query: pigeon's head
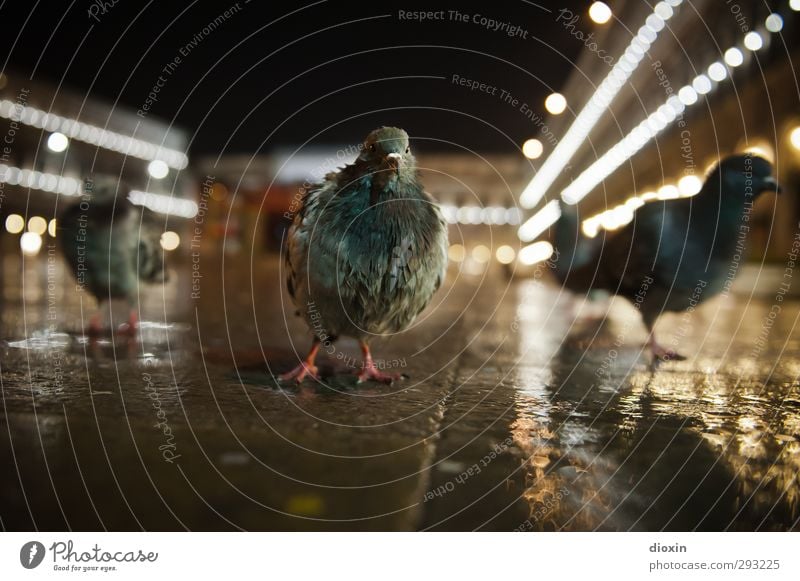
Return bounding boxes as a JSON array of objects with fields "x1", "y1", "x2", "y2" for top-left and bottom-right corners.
[
  {"x1": 714, "y1": 154, "x2": 782, "y2": 198},
  {"x1": 359, "y1": 126, "x2": 413, "y2": 176}
]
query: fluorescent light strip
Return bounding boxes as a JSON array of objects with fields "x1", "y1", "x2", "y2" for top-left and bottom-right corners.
[
  {"x1": 581, "y1": 174, "x2": 704, "y2": 236},
  {"x1": 0, "y1": 163, "x2": 82, "y2": 196},
  {"x1": 561, "y1": 23, "x2": 777, "y2": 205},
  {"x1": 439, "y1": 204, "x2": 523, "y2": 226},
  {"x1": 518, "y1": 0, "x2": 682, "y2": 209},
  {"x1": 0, "y1": 101, "x2": 188, "y2": 170},
  {"x1": 518, "y1": 240, "x2": 555, "y2": 265},
  {"x1": 128, "y1": 190, "x2": 199, "y2": 219},
  {"x1": 517, "y1": 199, "x2": 561, "y2": 242},
  {"x1": 0, "y1": 163, "x2": 196, "y2": 218}
]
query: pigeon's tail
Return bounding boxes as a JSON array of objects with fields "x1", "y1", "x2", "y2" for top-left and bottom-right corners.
[{"x1": 553, "y1": 201, "x2": 600, "y2": 291}]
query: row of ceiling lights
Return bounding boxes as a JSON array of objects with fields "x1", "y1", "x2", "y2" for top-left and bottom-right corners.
[
  {"x1": 439, "y1": 204, "x2": 523, "y2": 226},
  {"x1": 517, "y1": 136, "x2": 795, "y2": 245},
  {"x1": 43, "y1": 130, "x2": 171, "y2": 180},
  {"x1": 0, "y1": 99, "x2": 188, "y2": 172},
  {"x1": 580, "y1": 140, "x2": 793, "y2": 238},
  {"x1": 517, "y1": 3, "x2": 790, "y2": 195},
  {"x1": 518, "y1": 0, "x2": 684, "y2": 207},
  {"x1": 0, "y1": 162, "x2": 198, "y2": 219},
  {"x1": 559, "y1": 22, "x2": 784, "y2": 206},
  {"x1": 447, "y1": 241, "x2": 555, "y2": 268},
  {"x1": 514, "y1": 3, "x2": 793, "y2": 262}
]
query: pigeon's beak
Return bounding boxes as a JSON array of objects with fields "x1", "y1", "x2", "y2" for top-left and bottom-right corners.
[
  {"x1": 386, "y1": 152, "x2": 401, "y2": 172},
  {"x1": 763, "y1": 176, "x2": 782, "y2": 194}
]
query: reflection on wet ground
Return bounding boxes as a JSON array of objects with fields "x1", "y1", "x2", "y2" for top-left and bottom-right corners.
[{"x1": 1, "y1": 255, "x2": 798, "y2": 530}]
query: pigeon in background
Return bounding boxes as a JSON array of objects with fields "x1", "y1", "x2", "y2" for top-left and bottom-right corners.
[
  {"x1": 283, "y1": 126, "x2": 448, "y2": 383},
  {"x1": 59, "y1": 176, "x2": 167, "y2": 335},
  {"x1": 554, "y1": 154, "x2": 781, "y2": 360}
]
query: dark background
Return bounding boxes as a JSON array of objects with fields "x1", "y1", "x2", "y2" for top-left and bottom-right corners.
[{"x1": 0, "y1": 0, "x2": 586, "y2": 154}]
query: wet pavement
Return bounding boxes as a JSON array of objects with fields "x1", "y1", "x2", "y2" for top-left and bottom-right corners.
[{"x1": 1, "y1": 254, "x2": 799, "y2": 531}]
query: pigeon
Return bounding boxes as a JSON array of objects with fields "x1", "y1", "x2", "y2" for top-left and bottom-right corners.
[
  {"x1": 554, "y1": 154, "x2": 781, "y2": 360},
  {"x1": 282, "y1": 126, "x2": 448, "y2": 383},
  {"x1": 59, "y1": 176, "x2": 167, "y2": 335}
]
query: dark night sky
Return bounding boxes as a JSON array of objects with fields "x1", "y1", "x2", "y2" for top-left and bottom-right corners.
[{"x1": 0, "y1": 0, "x2": 588, "y2": 155}]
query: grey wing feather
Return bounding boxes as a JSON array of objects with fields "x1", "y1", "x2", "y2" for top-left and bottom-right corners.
[{"x1": 284, "y1": 180, "x2": 330, "y2": 311}]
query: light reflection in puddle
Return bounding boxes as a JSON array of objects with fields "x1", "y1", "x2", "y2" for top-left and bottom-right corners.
[{"x1": 509, "y1": 279, "x2": 800, "y2": 531}]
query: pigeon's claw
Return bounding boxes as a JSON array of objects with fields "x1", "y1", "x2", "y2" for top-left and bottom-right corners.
[
  {"x1": 279, "y1": 362, "x2": 320, "y2": 383},
  {"x1": 279, "y1": 340, "x2": 321, "y2": 383},
  {"x1": 86, "y1": 313, "x2": 103, "y2": 337},
  {"x1": 356, "y1": 341, "x2": 403, "y2": 384},
  {"x1": 356, "y1": 364, "x2": 401, "y2": 384},
  {"x1": 117, "y1": 310, "x2": 139, "y2": 337}
]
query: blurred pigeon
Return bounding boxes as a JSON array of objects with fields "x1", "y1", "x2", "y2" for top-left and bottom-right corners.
[
  {"x1": 554, "y1": 154, "x2": 781, "y2": 361},
  {"x1": 59, "y1": 176, "x2": 166, "y2": 335},
  {"x1": 283, "y1": 126, "x2": 448, "y2": 383}
]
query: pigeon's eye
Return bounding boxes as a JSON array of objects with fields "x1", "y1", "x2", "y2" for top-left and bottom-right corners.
[
  {"x1": 368, "y1": 144, "x2": 376, "y2": 152},
  {"x1": 405, "y1": 146, "x2": 410, "y2": 153}
]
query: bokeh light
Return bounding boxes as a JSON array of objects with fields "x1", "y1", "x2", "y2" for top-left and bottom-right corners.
[
  {"x1": 544, "y1": 93, "x2": 567, "y2": 115},
  {"x1": 160, "y1": 231, "x2": 180, "y2": 251},
  {"x1": 148, "y1": 160, "x2": 169, "y2": 179},
  {"x1": 46, "y1": 132, "x2": 69, "y2": 152},
  {"x1": 448, "y1": 244, "x2": 466, "y2": 263},
  {"x1": 5, "y1": 214, "x2": 25, "y2": 234},
  {"x1": 495, "y1": 245, "x2": 516, "y2": 264},
  {"x1": 27, "y1": 216, "x2": 47, "y2": 235},
  {"x1": 588, "y1": 2, "x2": 612, "y2": 24},
  {"x1": 20, "y1": 232, "x2": 43, "y2": 256},
  {"x1": 522, "y1": 138, "x2": 543, "y2": 159}
]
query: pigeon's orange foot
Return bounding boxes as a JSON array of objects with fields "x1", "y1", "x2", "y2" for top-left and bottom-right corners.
[
  {"x1": 356, "y1": 367, "x2": 400, "y2": 384},
  {"x1": 86, "y1": 314, "x2": 103, "y2": 337},
  {"x1": 356, "y1": 341, "x2": 403, "y2": 384},
  {"x1": 279, "y1": 362, "x2": 319, "y2": 383},
  {"x1": 356, "y1": 361, "x2": 402, "y2": 384},
  {"x1": 116, "y1": 310, "x2": 139, "y2": 337},
  {"x1": 279, "y1": 339, "x2": 322, "y2": 383}
]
